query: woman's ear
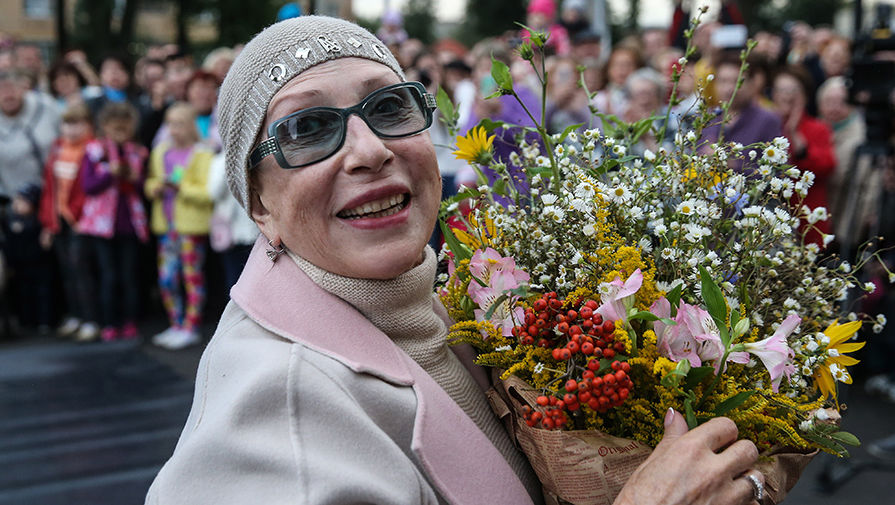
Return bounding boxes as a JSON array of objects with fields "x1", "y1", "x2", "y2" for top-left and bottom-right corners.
[{"x1": 250, "y1": 186, "x2": 280, "y2": 245}]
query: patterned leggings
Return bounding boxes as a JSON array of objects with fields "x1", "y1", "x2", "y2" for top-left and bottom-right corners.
[{"x1": 157, "y1": 232, "x2": 206, "y2": 331}]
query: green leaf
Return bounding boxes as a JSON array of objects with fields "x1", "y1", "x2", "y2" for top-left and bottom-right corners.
[
  {"x1": 479, "y1": 118, "x2": 506, "y2": 134},
  {"x1": 492, "y1": 178, "x2": 507, "y2": 196},
  {"x1": 684, "y1": 366, "x2": 715, "y2": 389},
  {"x1": 439, "y1": 219, "x2": 473, "y2": 263},
  {"x1": 830, "y1": 431, "x2": 861, "y2": 447},
  {"x1": 436, "y1": 86, "x2": 457, "y2": 124},
  {"x1": 699, "y1": 266, "x2": 729, "y2": 346},
  {"x1": 666, "y1": 283, "x2": 683, "y2": 317},
  {"x1": 629, "y1": 310, "x2": 660, "y2": 322},
  {"x1": 684, "y1": 398, "x2": 698, "y2": 429},
  {"x1": 802, "y1": 431, "x2": 849, "y2": 457},
  {"x1": 713, "y1": 391, "x2": 754, "y2": 416},
  {"x1": 558, "y1": 123, "x2": 585, "y2": 143},
  {"x1": 491, "y1": 56, "x2": 513, "y2": 92},
  {"x1": 630, "y1": 118, "x2": 654, "y2": 143}
]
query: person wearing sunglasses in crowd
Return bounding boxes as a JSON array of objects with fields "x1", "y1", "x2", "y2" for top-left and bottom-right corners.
[{"x1": 146, "y1": 17, "x2": 765, "y2": 505}]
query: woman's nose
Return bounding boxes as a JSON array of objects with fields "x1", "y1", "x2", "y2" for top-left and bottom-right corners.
[{"x1": 340, "y1": 114, "x2": 394, "y2": 173}]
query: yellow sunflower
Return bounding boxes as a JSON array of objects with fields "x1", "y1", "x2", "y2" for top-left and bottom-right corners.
[
  {"x1": 813, "y1": 320, "x2": 864, "y2": 405},
  {"x1": 453, "y1": 126, "x2": 495, "y2": 164}
]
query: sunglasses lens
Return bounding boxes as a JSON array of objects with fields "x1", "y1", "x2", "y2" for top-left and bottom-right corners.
[
  {"x1": 364, "y1": 85, "x2": 428, "y2": 137},
  {"x1": 275, "y1": 109, "x2": 343, "y2": 167}
]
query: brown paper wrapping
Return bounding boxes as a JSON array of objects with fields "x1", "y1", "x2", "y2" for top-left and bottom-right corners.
[{"x1": 488, "y1": 372, "x2": 817, "y2": 505}]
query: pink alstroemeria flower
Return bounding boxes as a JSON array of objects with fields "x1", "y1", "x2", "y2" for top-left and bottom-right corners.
[
  {"x1": 652, "y1": 298, "x2": 733, "y2": 372},
  {"x1": 729, "y1": 314, "x2": 800, "y2": 392},
  {"x1": 651, "y1": 298, "x2": 703, "y2": 367},
  {"x1": 469, "y1": 247, "x2": 530, "y2": 287},
  {"x1": 597, "y1": 269, "x2": 643, "y2": 325},
  {"x1": 467, "y1": 248, "x2": 529, "y2": 337}
]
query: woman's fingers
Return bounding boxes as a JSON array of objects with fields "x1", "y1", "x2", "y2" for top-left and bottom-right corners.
[
  {"x1": 728, "y1": 471, "x2": 765, "y2": 505},
  {"x1": 692, "y1": 417, "x2": 740, "y2": 452},
  {"x1": 717, "y1": 439, "x2": 760, "y2": 476}
]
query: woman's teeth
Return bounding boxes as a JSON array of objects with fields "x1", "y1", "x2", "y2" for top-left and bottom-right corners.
[{"x1": 339, "y1": 194, "x2": 407, "y2": 219}]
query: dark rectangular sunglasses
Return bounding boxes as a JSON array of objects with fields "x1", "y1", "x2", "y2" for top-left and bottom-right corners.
[{"x1": 249, "y1": 81, "x2": 436, "y2": 169}]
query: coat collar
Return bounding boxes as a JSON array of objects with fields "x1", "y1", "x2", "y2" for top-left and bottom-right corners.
[{"x1": 231, "y1": 237, "x2": 534, "y2": 505}]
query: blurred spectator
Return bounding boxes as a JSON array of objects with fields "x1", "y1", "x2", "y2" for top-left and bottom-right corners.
[
  {"x1": 0, "y1": 68, "x2": 59, "y2": 198},
  {"x1": 572, "y1": 30, "x2": 604, "y2": 93},
  {"x1": 202, "y1": 47, "x2": 235, "y2": 84},
  {"x1": 700, "y1": 52, "x2": 783, "y2": 167},
  {"x1": 48, "y1": 60, "x2": 100, "y2": 110},
  {"x1": 136, "y1": 58, "x2": 168, "y2": 148},
  {"x1": 546, "y1": 56, "x2": 590, "y2": 134},
  {"x1": 772, "y1": 65, "x2": 836, "y2": 246},
  {"x1": 153, "y1": 70, "x2": 221, "y2": 152},
  {"x1": 145, "y1": 103, "x2": 214, "y2": 351},
  {"x1": 817, "y1": 76, "x2": 878, "y2": 251},
  {"x1": 442, "y1": 59, "x2": 476, "y2": 134},
  {"x1": 591, "y1": 46, "x2": 642, "y2": 117},
  {"x1": 559, "y1": 0, "x2": 592, "y2": 41},
  {"x1": 78, "y1": 103, "x2": 149, "y2": 342},
  {"x1": 641, "y1": 28, "x2": 669, "y2": 71},
  {"x1": 62, "y1": 50, "x2": 101, "y2": 88},
  {"x1": 85, "y1": 54, "x2": 136, "y2": 122},
  {"x1": 207, "y1": 152, "x2": 258, "y2": 291},
  {"x1": 785, "y1": 21, "x2": 815, "y2": 65},
  {"x1": 623, "y1": 67, "x2": 674, "y2": 154},
  {"x1": 38, "y1": 103, "x2": 100, "y2": 341},
  {"x1": 2, "y1": 183, "x2": 53, "y2": 332},
  {"x1": 397, "y1": 39, "x2": 425, "y2": 70},
  {"x1": 524, "y1": 0, "x2": 570, "y2": 56},
  {"x1": 14, "y1": 43, "x2": 47, "y2": 92},
  {"x1": 164, "y1": 52, "x2": 195, "y2": 103},
  {"x1": 819, "y1": 35, "x2": 851, "y2": 79},
  {"x1": 754, "y1": 30, "x2": 785, "y2": 65},
  {"x1": 377, "y1": 10, "x2": 408, "y2": 47}
]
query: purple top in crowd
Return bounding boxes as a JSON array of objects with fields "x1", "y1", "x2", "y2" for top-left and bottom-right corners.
[{"x1": 81, "y1": 143, "x2": 145, "y2": 236}]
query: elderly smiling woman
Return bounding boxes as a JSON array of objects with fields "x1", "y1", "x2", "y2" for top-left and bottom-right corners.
[{"x1": 147, "y1": 16, "x2": 765, "y2": 505}]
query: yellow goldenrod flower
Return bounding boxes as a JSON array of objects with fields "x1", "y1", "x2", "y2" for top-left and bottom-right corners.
[
  {"x1": 813, "y1": 320, "x2": 864, "y2": 404},
  {"x1": 453, "y1": 126, "x2": 495, "y2": 164}
]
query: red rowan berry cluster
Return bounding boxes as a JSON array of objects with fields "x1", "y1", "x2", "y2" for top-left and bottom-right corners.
[{"x1": 515, "y1": 292, "x2": 635, "y2": 430}]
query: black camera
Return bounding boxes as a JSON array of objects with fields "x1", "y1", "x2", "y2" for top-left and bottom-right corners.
[{"x1": 847, "y1": 3, "x2": 895, "y2": 148}]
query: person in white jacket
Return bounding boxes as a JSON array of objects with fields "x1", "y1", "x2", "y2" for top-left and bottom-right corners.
[{"x1": 207, "y1": 151, "x2": 258, "y2": 290}]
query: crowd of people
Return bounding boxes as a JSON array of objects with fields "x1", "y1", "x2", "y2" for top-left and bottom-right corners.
[
  {"x1": 0, "y1": 38, "x2": 257, "y2": 349},
  {"x1": 0, "y1": 0, "x2": 893, "y2": 403}
]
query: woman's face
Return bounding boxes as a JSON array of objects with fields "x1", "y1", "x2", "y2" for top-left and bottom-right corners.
[
  {"x1": 608, "y1": 50, "x2": 636, "y2": 87},
  {"x1": 772, "y1": 74, "x2": 805, "y2": 119},
  {"x1": 251, "y1": 58, "x2": 441, "y2": 280},
  {"x1": 53, "y1": 71, "x2": 80, "y2": 98}
]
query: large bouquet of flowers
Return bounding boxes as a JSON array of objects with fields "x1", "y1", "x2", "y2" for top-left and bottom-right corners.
[{"x1": 435, "y1": 24, "x2": 890, "y2": 505}]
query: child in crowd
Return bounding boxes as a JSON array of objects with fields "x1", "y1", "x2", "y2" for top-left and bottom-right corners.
[
  {"x1": 3, "y1": 184, "x2": 53, "y2": 333},
  {"x1": 38, "y1": 103, "x2": 100, "y2": 341},
  {"x1": 145, "y1": 103, "x2": 213, "y2": 350},
  {"x1": 78, "y1": 102, "x2": 149, "y2": 342}
]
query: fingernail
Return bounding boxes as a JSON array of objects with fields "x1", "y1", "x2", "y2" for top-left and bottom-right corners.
[{"x1": 664, "y1": 407, "x2": 675, "y2": 427}]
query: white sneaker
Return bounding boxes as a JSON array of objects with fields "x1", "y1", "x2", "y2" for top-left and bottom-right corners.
[
  {"x1": 151, "y1": 327, "x2": 179, "y2": 346},
  {"x1": 160, "y1": 329, "x2": 201, "y2": 350},
  {"x1": 75, "y1": 322, "x2": 100, "y2": 342},
  {"x1": 57, "y1": 317, "x2": 81, "y2": 337}
]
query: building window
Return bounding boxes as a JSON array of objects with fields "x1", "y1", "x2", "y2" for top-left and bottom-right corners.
[{"x1": 24, "y1": 0, "x2": 53, "y2": 19}]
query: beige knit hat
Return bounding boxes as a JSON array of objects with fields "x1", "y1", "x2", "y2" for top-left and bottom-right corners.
[{"x1": 218, "y1": 15, "x2": 405, "y2": 212}]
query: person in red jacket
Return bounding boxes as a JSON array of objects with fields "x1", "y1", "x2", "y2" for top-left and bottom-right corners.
[
  {"x1": 772, "y1": 65, "x2": 837, "y2": 247},
  {"x1": 37, "y1": 103, "x2": 101, "y2": 341}
]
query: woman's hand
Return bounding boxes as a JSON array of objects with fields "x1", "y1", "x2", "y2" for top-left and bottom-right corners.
[{"x1": 614, "y1": 409, "x2": 762, "y2": 505}]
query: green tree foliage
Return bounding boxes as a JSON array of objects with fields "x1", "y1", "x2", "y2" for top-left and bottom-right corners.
[
  {"x1": 212, "y1": 0, "x2": 279, "y2": 48},
  {"x1": 403, "y1": 0, "x2": 436, "y2": 45},
  {"x1": 738, "y1": 0, "x2": 847, "y2": 32},
  {"x1": 70, "y1": 0, "x2": 141, "y2": 62},
  {"x1": 454, "y1": 0, "x2": 526, "y2": 47}
]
